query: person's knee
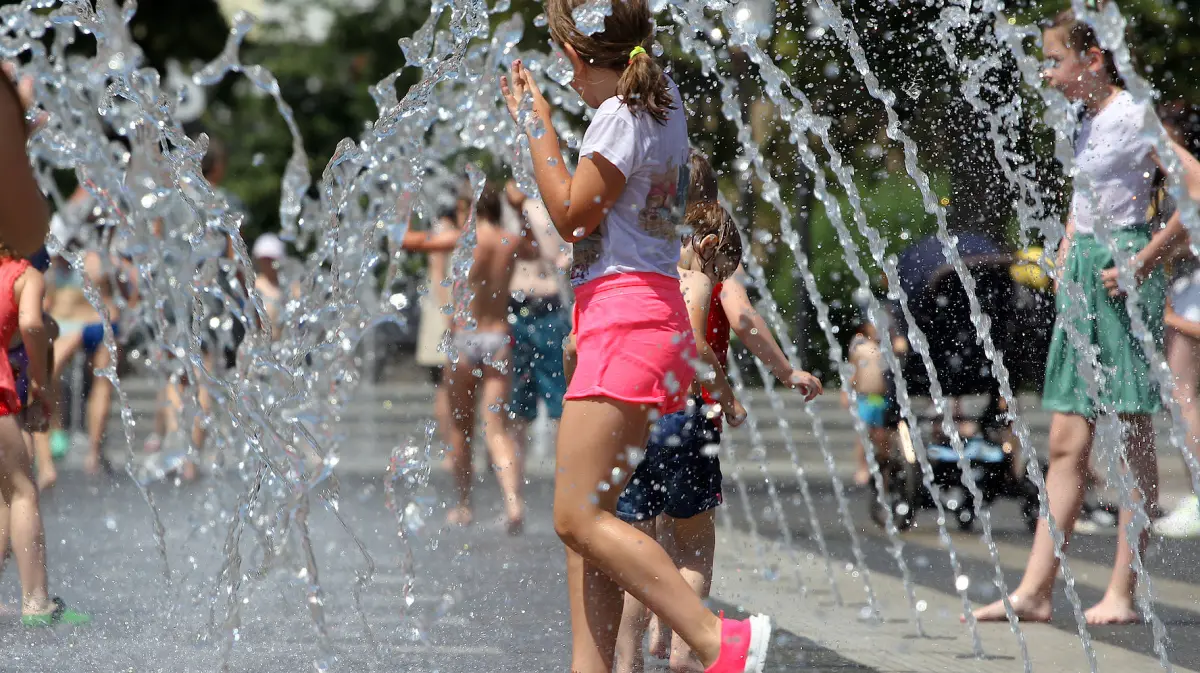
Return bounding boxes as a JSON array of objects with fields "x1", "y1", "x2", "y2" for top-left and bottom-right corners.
[
  {"x1": 553, "y1": 503, "x2": 594, "y2": 550},
  {"x1": 1047, "y1": 417, "x2": 1089, "y2": 464}
]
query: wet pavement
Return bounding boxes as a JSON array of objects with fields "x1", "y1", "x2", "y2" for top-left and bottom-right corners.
[
  {"x1": 1, "y1": 472, "x2": 880, "y2": 672},
  {"x1": 10, "y1": 377, "x2": 1199, "y2": 671},
  {"x1": 2, "y1": 465, "x2": 1197, "y2": 672}
]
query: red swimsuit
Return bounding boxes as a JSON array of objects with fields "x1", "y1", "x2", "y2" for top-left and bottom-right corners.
[{"x1": 0, "y1": 258, "x2": 31, "y2": 416}]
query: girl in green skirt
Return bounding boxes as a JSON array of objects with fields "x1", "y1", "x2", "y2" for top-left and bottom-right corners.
[{"x1": 974, "y1": 7, "x2": 1200, "y2": 626}]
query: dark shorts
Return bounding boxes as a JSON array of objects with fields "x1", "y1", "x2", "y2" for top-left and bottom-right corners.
[
  {"x1": 510, "y1": 298, "x2": 570, "y2": 420},
  {"x1": 9, "y1": 345, "x2": 27, "y2": 408},
  {"x1": 616, "y1": 402, "x2": 723, "y2": 522},
  {"x1": 82, "y1": 321, "x2": 118, "y2": 356}
]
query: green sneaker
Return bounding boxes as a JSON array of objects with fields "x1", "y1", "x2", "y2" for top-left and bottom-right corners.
[
  {"x1": 22, "y1": 597, "x2": 91, "y2": 627},
  {"x1": 49, "y1": 430, "x2": 70, "y2": 460}
]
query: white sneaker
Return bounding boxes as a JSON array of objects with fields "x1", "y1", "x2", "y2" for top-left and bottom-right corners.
[{"x1": 1153, "y1": 495, "x2": 1200, "y2": 538}]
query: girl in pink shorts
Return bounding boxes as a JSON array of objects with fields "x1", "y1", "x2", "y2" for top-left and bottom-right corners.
[{"x1": 499, "y1": 1, "x2": 771, "y2": 671}]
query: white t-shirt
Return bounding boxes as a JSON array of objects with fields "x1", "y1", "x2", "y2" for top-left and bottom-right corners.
[
  {"x1": 571, "y1": 77, "x2": 690, "y2": 287},
  {"x1": 1071, "y1": 90, "x2": 1157, "y2": 235}
]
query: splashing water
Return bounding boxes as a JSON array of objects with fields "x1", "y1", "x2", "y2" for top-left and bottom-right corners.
[{"x1": 5, "y1": 0, "x2": 1197, "y2": 670}]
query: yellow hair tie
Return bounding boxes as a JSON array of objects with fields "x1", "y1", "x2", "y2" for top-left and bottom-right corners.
[{"x1": 627, "y1": 46, "x2": 647, "y2": 64}]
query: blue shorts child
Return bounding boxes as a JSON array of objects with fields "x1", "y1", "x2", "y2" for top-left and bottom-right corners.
[
  {"x1": 616, "y1": 398, "x2": 723, "y2": 522},
  {"x1": 509, "y1": 297, "x2": 570, "y2": 421},
  {"x1": 857, "y1": 393, "x2": 890, "y2": 428}
]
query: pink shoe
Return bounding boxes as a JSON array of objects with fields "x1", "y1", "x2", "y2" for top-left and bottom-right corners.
[{"x1": 704, "y1": 612, "x2": 772, "y2": 673}]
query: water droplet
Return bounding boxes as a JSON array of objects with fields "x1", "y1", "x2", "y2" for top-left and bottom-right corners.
[
  {"x1": 955, "y1": 575, "x2": 970, "y2": 592},
  {"x1": 572, "y1": 0, "x2": 613, "y2": 36}
]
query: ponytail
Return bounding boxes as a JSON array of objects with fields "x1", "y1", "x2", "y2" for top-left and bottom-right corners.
[
  {"x1": 547, "y1": 0, "x2": 676, "y2": 124},
  {"x1": 617, "y1": 45, "x2": 675, "y2": 123}
]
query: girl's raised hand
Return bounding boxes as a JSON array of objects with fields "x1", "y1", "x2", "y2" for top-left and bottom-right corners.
[{"x1": 499, "y1": 60, "x2": 548, "y2": 129}]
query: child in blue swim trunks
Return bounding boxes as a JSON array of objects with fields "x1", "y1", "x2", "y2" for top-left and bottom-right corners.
[{"x1": 845, "y1": 320, "x2": 898, "y2": 487}]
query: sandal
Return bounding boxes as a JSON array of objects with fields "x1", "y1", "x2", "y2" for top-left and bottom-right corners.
[{"x1": 22, "y1": 597, "x2": 91, "y2": 627}]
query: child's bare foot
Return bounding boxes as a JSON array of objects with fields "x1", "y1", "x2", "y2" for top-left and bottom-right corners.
[
  {"x1": 505, "y1": 502, "x2": 525, "y2": 536},
  {"x1": 447, "y1": 506, "x2": 473, "y2": 526},
  {"x1": 83, "y1": 451, "x2": 107, "y2": 476},
  {"x1": 36, "y1": 464, "x2": 57, "y2": 491},
  {"x1": 179, "y1": 459, "x2": 198, "y2": 482},
  {"x1": 1084, "y1": 595, "x2": 1140, "y2": 625},
  {"x1": 969, "y1": 594, "x2": 1052, "y2": 623}
]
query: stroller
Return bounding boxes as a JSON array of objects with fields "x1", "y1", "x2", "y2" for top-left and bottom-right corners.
[{"x1": 870, "y1": 234, "x2": 1054, "y2": 533}]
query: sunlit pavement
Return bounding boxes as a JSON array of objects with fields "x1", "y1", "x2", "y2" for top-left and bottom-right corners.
[{"x1": 8, "y1": 377, "x2": 1198, "y2": 671}]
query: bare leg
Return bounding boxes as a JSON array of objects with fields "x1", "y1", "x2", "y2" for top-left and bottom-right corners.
[
  {"x1": 508, "y1": 416, "x2": 531, "y2": 465},
  {"x1": 1085, "y1": 414, "x2": 1157, "y2": 625},
  {"x1": 479, "y1": 362, "x2": 524, "y2": 533},
  {"x1": 84, "y1": 345, "x2": 115, "y2": 476},
  {"x1": 873, "y1": 427, "x2": 892, "y2": 479},
  {"x1": 1167, "y1": 328, "x2": 1200, "y2": 481},
  {"x1": 973, "y1": 412, "x2": 1093, "y2": 622},
  {"x1": 0, "y1": 415, "x2": 52, "y2": 615},
  {"x1": 614, "y1": 518, "x2": 657, "y2": 673},
  {"x1": 852, "y1": 436, "x2": 871, "y2": 487},
  {"x1": 50, "y1": 331, "x2": 83, "y2": 382},
  {"x1": 30, "y1": 431, "x2": 54, "y2": 491},
  {"x1": 667, "y1": 511, "x2": 717, "y2": 673},
  {"x1": 443, "y1": 362, "x2": 477, "y2": 526},
  {"x1": 555, "y1": 399, "x2": 722, "y2": 673},
  {"x1": 163, "y1": 373, "x2": 199, "y2": 481},
  {"x1": 647, "y1": 515, "x2": 674, "y2": 659},
  {"x1": 433, "y1": 372, "x2": 454, "y2": 472}
]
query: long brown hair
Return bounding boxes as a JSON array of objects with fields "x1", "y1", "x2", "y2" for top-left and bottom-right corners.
[
  {"x1": 1047, "y1": 7, "x2": 1124, "y2": 87},
  {"x1": 688, "y1": 150, "x2": 718, "y2": 204},
  {"x1": 685, "y1": 202, "x2": 742, "y2": 281},
  {"x1": 546, "y1": 0, "x2": 675, "y2": 124}
]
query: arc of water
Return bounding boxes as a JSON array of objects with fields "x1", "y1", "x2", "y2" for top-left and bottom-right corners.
[
  {"x1": 714, "y1": 199, "x2": 844, "y2": 606},
  {"x1": 1072, "y1": 1, "x2": 1200, "y2": 259},
  {"x1": 807, "y1": 1, "x2": 1114, "y2": 666},
  {"x1": 722, "y1": 357, "x2": 812, "y2": 597},
  {"x1": 685, "y1": 3, "x2": 1023, "y2": 647},
  {"x1": 987, "y1": 6, "x2": 1182, "y2": 666},
  {"x1": 668, "y1": 3, "x2": 888, "y2": 618},
  {"x1": 671, "y1": 62, "x2": 846, "y2": 607},
  {"x1": 712, "y1": 14, "x2": 1026, "y2": 648}
]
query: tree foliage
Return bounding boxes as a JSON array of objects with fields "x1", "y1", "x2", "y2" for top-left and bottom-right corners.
[{"x1": 12, "y1": 0, "x2": 1197, "y2": 365}]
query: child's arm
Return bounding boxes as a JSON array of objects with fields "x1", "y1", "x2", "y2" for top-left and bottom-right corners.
[
  {"x1": 510, "y1": 218, "x2": 541, "y2": 262},
  {"x1": 18, "y1": 270, "x2": 49, "y2": 397},
  {"x1": 720, "y1": 275, "x2": 822, "y2": 400},
  {"x1": 500, "y1": 62, "x2": 625, "y2": 244},
  {"x1": 1130, "y1": 141, "x2": 1200, "y2": 276},
  {"x1": 681, "y1": 269, "x2": 744, "y2": 425},
  {"x1": 563, "y1": 331, "x2": 577, "y2": 384},
  {"x1": 1166, "y1": 306, "x2": 1200, "y2": 340},
  {"x1": 402, "y1": 228, "x2": 461, "y2": 253}
]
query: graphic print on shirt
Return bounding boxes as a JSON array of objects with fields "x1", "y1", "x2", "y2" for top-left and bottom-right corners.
[
  {"x1": 637, "y1": 160, "x2": 689, "y2": 240},
  {"x1": 570, "y1": 226, "x2": 604, "y2": 284}
]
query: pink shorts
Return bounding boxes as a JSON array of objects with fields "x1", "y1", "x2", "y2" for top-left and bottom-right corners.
[{"x1": 565, "y1": 272, "x2": 696, "y2": 415}]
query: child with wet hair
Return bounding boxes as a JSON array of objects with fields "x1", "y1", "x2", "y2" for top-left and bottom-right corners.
[
  {"x1": 500, "y1": 0, "x2": 773, "y2": 669},
  {"x1": 973, "y1": 5, "x2": 1200, "y2": 626}
]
